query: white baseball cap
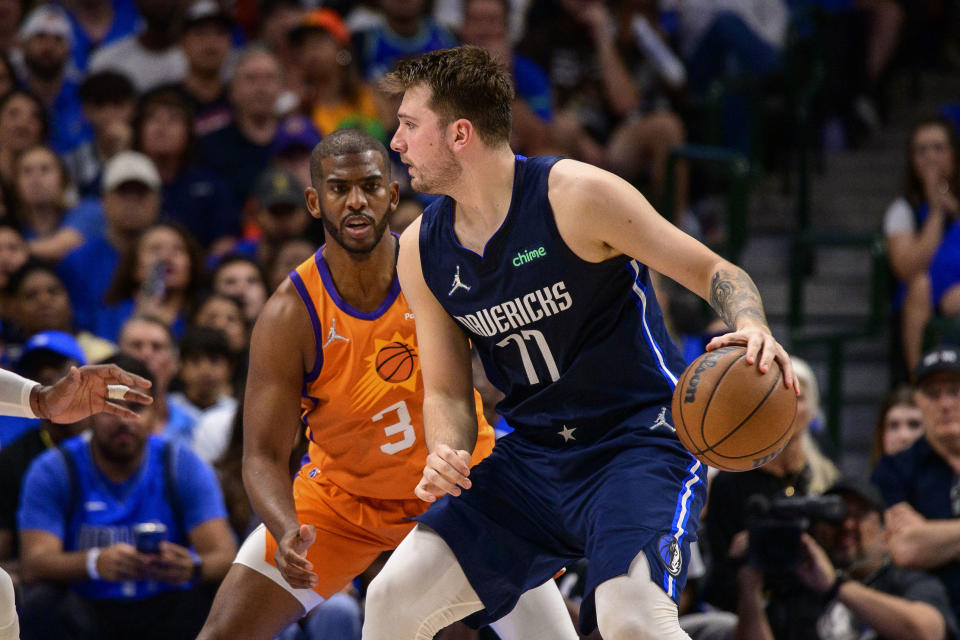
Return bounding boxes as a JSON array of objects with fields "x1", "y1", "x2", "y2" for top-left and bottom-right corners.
[
  {"x1": 102, "y1": 151, "x2": 162, "y2": 193},
  {"x1": 19, "y1": 5, "x2": 72, "y2": 44}
]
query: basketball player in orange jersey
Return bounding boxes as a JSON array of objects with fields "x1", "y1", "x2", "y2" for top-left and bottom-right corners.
[{"x1": 196, "y1": 129, "x2": 577, "y2": 640}]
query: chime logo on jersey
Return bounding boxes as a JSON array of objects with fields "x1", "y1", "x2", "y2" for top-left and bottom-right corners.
[
  {"x1": 350, "y1": 332, "x2": 420, "y2": 411},
  {"x1": 453, "y1": 281, "x2": 573, "y2": 338}
]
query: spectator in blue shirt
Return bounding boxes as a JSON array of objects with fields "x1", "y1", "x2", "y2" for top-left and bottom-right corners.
[
  {"x1": 873, "y1": 344, "x2": 960, "y2": 617},
  {"x1": 134, "y1": 87, "x2": 239, "y2": 249},
  {"x1": 17, "y1": 5, "x2": 92, "y2": 154},
  {"x1": 17, "y1": 353, "x2": 236, "y2": 640},
  {"x1": 57, "y1": 151, "x2": 162, "y2": 334},
  {"x1": 64, "y1": 0, "x2": 142, "y2": 74}
]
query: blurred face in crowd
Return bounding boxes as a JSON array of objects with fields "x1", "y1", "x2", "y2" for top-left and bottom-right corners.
[
  {"x1": 310, "y1": 150, "x2": 397, "y2": 255},
  {"x1": 230, "y1": 52, "x2": 283, "y2": 119},
  {"x1": 212, "y1": 261, "x2": 267, "y2": 322},
  {"x1": 83, "y1": 98, "x2": 135, "y2": 136},
  {"x1": 135, "y1": 226, "x2": 192, "y2": 292},
  {"x1": 460, "y1": 0, "x2": 508, "y2": 49},
  {"x1": 882, "y1": 402, "x2": 925, "y2": 457},
  {"x1": 269, "y1": 238, "x2": 316, "y2": 290},
  {"x1": 917, "y1": 371, "x2": 960, "y2": 457},
  {"x1": 91, "y1": 399, "x2": 155, "y2": 465},
  {"x1": 263, "y1": 3, "x2": 303, "y2": 54},
  {"x1": 136, "y1": 0, "x2": 184, "y2": 29},
  {"x1": 911, "y1": 124, "x2": 955, "y2": 186},
  {"x1": 380, "y1": 0, "x2": 426, "y2": 22},
  {"x1": 195, "y1": 296, "x2": 248, "y2": 352},
  {"x1": 103, "y1": 180, "x2": 160, "y2": 234},
  {"x1": 0, "y1": 0, "x2": 22, "y2": 35},
  {"x1": 297, "y1": 31, "x2": 340, "y2": 82},
  {"x1": 0, "y1": 227, "x2": 27, "y2": 288},
  {"x1": 23, "y1": 32, "x2": 69, "y2": 81},
  {"x1": 810, "y1": 494, "x2": 884, "y2": 571},
  {"x1": 11, "y1": 268, "x2": 72, "y2": 334},
  {"x1": 0, "y1": 93, "x2": 44, "y2": 155},
  {"x1": 119, "y1": 319, "x2": 178, "y2": 390},
  {"x1": 0, "y1": 57, "x2": 14, "y2": 96},
  {"x1": 16, "y1": 146, "x2": 64, "y2": 208},
  {"x1": 180, "y1": 352, "x2": 232, "y2": 407},
  {"x1": 257, "y1": 201, "x2": 310, "y2": 243},
  {"x1": 183, "y1": 20, "x2": 232, "y2": 76},
  {"x1": 391, "y1": 84, "x2": 462, "y2": 195},
  {"x1": 140, "y1": 103, "x2": 190, "y2": 160}
]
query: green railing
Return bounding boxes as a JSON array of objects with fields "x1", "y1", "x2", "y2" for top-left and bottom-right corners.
[{"x1": 788, "y1": 231, "x2": 889, "y2": 443}]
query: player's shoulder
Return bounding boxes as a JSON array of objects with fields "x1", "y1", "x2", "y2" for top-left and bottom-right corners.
[{"x1": 255, "y1": 278, "x2": 314, "y2": 340}]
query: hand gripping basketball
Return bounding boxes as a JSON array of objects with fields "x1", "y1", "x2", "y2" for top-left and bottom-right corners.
[{"x1": 672, "y1": 346, "x2": 797, "y2": 472}]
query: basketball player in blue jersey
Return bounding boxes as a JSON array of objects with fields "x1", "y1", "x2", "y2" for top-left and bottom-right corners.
[{"x1": 361, "y1": 46, "x2": 800, "y2": 640}]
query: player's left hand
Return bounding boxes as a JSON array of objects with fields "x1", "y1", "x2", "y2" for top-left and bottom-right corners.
[
  {"x1": 415, "y1": 444, "x2": 472, "y2": 503},
  {"x1": 706, "y1": 325, "x2": 799, "y2": 394},
  {"x1": 35, "y1": 364, "x2": 153, "y2": 423},
  {"x1": 143, "y1": 541, "x2": 195, "y2": 585}
]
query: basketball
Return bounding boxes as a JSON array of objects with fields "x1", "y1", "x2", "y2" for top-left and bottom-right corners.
[
  {"x1": 671, "y1": 346, "x2": 798, "y2": 472},
  {"x1": 375, "y1": 341, "x2": 417, "y2": 382}
]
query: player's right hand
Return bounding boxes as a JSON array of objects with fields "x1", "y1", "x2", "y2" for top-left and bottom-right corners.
[
  {"x1": 275, "y1": 524, "x2": 318, "y2": 590},
  {"x1": 415, "y1": 444, "x2": 472, "y2": 503},
  {"x1": 98, "y1": 543, "x2": 145, "y2": 582}
]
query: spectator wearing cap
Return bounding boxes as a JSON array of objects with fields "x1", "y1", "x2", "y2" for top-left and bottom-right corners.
[
  {"x1": 57, "y1": 151, "x2": 162, "y2": 335},
  {"x1": 291, "y1": 9, "x2": 387, "y2": 142},
  {"x1": 63, "y1": 0, "x2": 141, "y2": 74},
  {"x1": 197, "y1": 45, "x2": 282, "y2": 210},
  {"x1": 88, "y1": 0, "x2": 188, "y2": 93},
  {"x1": 0, "y1": 330, "x2": 87, "y2": 448},
  {"x1": 3, "y1": 261, "x2": 115, "y2": 371},
  {"x1": 17, "y1": 353, "x2": 236, "y2": 640},
  {"x1": 64, "y1": 71, "x2": 137, "y2": 198},
  {"x1": 178, "y1": 0, "x2": 235, "y2": 137},
  {"x1": 133, "y1": 87, "x2": 238, "y2": 249},
  {"x1": 271, "y1": 113, "x2": 321, "y2": 193},
  {"x1": 17, "y1": 4, "x2": 92, "y2": 154},
  {"x1": 353, "y1": 0, "x2": 458, "y2": 83},
  {"x1": 0, "y1": 331, "x2": 91, "y2": 581},
  {"x1": 737, "y1": 477, "x2": 956, "y2": 640},
  {"x1": 234, "y1": 166, "x2": 315, "y2": 271},
  {"x1": 873, "y1": 344, "x2": 960, "y2": 617}
]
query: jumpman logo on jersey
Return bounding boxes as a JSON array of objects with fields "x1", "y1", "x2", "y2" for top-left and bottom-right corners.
[
  {"x1": 322, "y1": 318, "x2": 350, "y2": 348},
  {"x1": 448, "y1": 265, "x2": 471, "y2": 296},
  {"x1": 649, "y1": 407, "x2": 675, "y2": 432}
]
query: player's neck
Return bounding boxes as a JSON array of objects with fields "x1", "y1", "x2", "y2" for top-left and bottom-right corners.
[
  {"x1": 450, "y1": 146, "x2": 516, "y2": 252},
  {"x1": 323, "y1": 234, "x2": 397, "y2": 313}
]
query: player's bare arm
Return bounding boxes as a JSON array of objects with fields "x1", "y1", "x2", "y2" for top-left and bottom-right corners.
[
  {"x1": 548, "y1": 159, "x2": 797, "y2": 391},
  {"x1": 243, "y1": 280, "x2": 319, "y2": 589},
  {"x1": 397, "y1": 219, "x2": 478, "y2": 503}
]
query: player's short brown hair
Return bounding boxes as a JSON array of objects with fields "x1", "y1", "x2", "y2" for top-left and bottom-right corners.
[{"x1": 381, "y1": 45, "x2": 513, "y2": 146}]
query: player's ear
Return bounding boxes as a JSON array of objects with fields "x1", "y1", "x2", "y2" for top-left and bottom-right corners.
[
  {"x1": 451, "y1": 119, "x2": 472, "y2": 151},
  {"x1": 304, "y1": 187, "x2": 322, "y2": 220},
  {"x1": 389, "y1": 181, "x2": 400, "y2": 212}
]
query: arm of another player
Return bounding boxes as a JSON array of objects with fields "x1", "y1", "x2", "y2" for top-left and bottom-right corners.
[
  {"x1": 547, "y1": 160, "x2": 797, "y2": 391},
  {"x1": 397, "y1": 218, "x2": 479, "y2": 503},
  {"x1": 242, "y1": 280, "x2": 319, "y2": 589}
]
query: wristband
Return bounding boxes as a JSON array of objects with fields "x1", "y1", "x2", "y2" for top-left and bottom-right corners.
[
  {"x1": 0, "y1": 369, "x2": 40, "y2": 418},
  {"x1": 86, "y1": 548, "x2": 101, "y2": 580},
  {"x1": 825, "y1": 571, "x2": 848, "y2": 601}
]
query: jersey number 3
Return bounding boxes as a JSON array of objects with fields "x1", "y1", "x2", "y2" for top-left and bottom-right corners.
[{"x1": 375, "y1": 400, "x2": 416, "y2": 455}]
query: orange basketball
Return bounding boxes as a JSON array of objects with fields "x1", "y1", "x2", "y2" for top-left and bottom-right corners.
[
  {"x1": 671, "y1": 346, "x2": 797, "y2": 472},
  {"x1": 375, "y1": 341, "x2": 417, "y2": 382}
]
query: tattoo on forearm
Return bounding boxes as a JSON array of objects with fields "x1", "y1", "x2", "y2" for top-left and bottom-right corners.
[{"x1": 709, "y1": 268, "x2": 768, "y2": 330}]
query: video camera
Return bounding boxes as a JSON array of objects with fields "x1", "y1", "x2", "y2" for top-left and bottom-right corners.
[{"x1": 746, "y1": 494, "x2": 845, "y2": 574}]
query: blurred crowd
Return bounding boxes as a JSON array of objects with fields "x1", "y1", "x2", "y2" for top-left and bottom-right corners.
[{"x1": 0, "y1": 0, "x2": 955, "y2": 638}]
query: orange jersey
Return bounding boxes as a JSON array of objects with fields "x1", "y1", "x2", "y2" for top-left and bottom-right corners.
[{"x1": 289, "y1": 249, "x2": 494, "y2": 500}]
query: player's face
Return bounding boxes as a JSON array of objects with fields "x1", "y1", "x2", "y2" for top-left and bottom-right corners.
[
  {"x1": 917, "y1": 372, "x2": 960, "y2": 454},
  {"x1": 391, "y1": 84, "x2": 462, "y2": 194},
  {"x1": 309, "y1": 150, "x2": 399, "y2": 255}
]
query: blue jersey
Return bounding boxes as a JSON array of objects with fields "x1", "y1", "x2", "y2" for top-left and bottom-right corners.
[
  {"x1": 18, "y1": 434, "x2": 227, "y2": 600},
  {"x1": 418, "y1": 155, "x2": 687, "y2": 442}
]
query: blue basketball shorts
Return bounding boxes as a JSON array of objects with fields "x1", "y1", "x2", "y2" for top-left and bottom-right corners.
[{"x1": 416, "y1": 418, "x2": 707, "y2": 634}]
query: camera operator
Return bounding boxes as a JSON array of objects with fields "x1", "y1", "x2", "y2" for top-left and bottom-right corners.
[{"x1": 736, "y1": 479, "x2": 956, "y2": 640}]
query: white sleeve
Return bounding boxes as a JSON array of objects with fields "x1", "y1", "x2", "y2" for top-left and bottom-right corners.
[
  {"x1": 0, "y1": 368, "x2": 39, "y2": 418},
  {"x1": 883, "y1": 197, "x2": 916, "y2": 236}
]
